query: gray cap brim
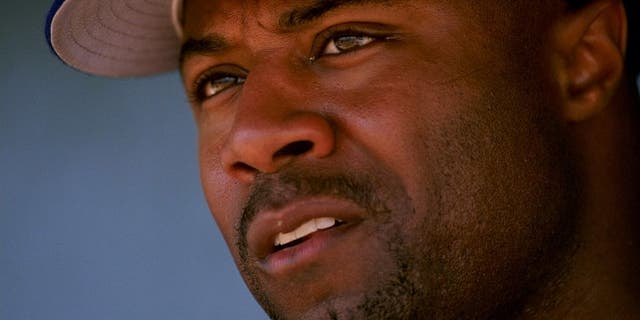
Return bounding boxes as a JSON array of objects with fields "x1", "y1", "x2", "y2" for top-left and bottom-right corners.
[{"x1": 47, "y1": 0, "x2": 183, "y2": 77}]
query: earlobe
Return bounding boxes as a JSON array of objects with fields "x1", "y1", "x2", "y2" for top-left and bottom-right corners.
[{"x1": 552, "y1": 0, "x2": 627, "y2": 122}]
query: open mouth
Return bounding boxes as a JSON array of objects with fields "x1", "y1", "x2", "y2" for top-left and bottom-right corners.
[
  {"x1": 247, "y1": 197, "x2": 367, "y2": 266},
  {"x1": 273, "y1": 217, "x2": 345, "y2": 252}
]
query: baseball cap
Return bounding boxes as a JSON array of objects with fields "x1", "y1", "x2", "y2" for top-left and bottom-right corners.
[
  {"x1": 46, "y1": 0, "x2": 637, "y2": 78},
  {"x1": 46, "y1": 0, "x2": 184, "y2": 77}
]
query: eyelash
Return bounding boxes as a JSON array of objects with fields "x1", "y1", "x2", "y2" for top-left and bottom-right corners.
[{"x1": 189, "y1": 24, "x2": 395, "y2": 105}]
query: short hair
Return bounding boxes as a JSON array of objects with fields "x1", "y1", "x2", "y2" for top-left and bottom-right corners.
[{"x1": 566, "y1": 0, "x2": 638, "y2": 76}]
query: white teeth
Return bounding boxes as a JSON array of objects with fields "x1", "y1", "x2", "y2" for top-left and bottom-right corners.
[
  {"x1": 274, "y1": 217, "x2": 338, "y2": 247},
  {"x1": 315, "y1": 217, "x2": 336, "y2": 230}
]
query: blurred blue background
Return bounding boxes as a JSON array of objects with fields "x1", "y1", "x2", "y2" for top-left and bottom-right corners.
[{"x1": 1, "y1": 1, "x2": 266, "y2": 319}]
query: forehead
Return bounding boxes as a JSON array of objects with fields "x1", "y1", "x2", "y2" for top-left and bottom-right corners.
[
  {"x1": 182, "y1": 0, "x2": 415, "y2": 34},
  {"x1": 180, "y1": 0, "x2": 549, "y2": 37}
]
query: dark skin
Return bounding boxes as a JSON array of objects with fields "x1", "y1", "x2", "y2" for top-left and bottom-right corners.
[{"x1": 179, "y1": 0, "x2": 640, "y2": 319}]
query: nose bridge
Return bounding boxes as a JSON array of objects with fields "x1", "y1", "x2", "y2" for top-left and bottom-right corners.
[
  {"x1": 220, "y1": 53, "x2": 335, "y2": 182},
  {"x1": 251, "y1": 47, "x2": 309, "y2": 97}
]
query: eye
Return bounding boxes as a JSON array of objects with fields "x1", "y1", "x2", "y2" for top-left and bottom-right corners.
[
  {"x1": 191, "y1": 71, "x2": 246, "y2": 103},
  {"x1": 201, "y1": 75, "x2": 245, "y2": 98},
  {"x1": 322, "y1": 34, "x2": 376, "y2": 55},
  {"x1": 311, "y1": 23, "x2": 398, "y2": 61}
]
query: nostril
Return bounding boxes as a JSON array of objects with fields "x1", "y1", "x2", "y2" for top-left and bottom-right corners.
[
  {"x1": 232, "y1": 162, "x2": 258, "y2": 175},
  {"x1": 273, "y1": 140, "x2": 314, "y2": 159}
]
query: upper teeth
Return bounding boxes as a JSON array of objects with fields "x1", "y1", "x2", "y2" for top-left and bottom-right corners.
[{"x1": 274, "y1": 217, "x2": 338, "y2": 247}]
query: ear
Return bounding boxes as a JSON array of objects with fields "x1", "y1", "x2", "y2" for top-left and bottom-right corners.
[{"x1": 551, "y1": 0, "x2": 627, "y2": 122}]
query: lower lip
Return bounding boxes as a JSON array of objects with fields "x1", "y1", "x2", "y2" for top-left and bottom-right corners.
[{"x1": 259, "y1": 224, "x2": 354, "y2": 276}]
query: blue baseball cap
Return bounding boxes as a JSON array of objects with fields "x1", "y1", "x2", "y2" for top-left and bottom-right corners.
[{"x1": 46, "y1": 0, "x2": 184, "y2": 77}]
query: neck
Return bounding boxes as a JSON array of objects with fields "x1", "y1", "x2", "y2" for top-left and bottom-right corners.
[{"x1": 522, "y1": 76, "x2": 640, "y2": 319}]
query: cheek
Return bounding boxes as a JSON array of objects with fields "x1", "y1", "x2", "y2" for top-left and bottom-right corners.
[
  {"x1": 197, "y1": 131, "x2": 245, "y2": 250},
  {"x1": 324, "y1": 26, "x2": 573, "y2": 287},
  {"x1": 321, "y1": 51, "x2": 488, "y2": 201}
]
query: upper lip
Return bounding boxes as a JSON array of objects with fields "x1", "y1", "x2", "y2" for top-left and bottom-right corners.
[{"x1": 246, "y1": 196, "x2": 366, "y2": 260}]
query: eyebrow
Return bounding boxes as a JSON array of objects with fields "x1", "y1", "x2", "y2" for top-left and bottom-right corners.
[
  {"x1": 179, "y1": 0, "x2": 399, "y2": 67},
  {"x1": 179, "y1": 34, "x2": 229, "y2": 66}
]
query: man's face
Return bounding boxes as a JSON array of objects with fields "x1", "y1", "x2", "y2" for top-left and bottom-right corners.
[{"x1": 180, "y1": 1, "x2": 580, "y2": 319}]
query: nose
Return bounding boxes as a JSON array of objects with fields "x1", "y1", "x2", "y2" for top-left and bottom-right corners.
[{"x1": 220, "y1": 67, "x2": 335, "y2": 182}]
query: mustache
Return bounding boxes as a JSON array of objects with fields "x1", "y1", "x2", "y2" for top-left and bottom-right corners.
[{"x1": 236, "y1": 169, "x2": 389, "y2": 261}]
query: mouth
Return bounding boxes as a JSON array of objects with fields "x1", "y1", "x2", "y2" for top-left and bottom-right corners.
[{"x1": 246, "y1": 197, "x2": 365, "y2": 275}]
